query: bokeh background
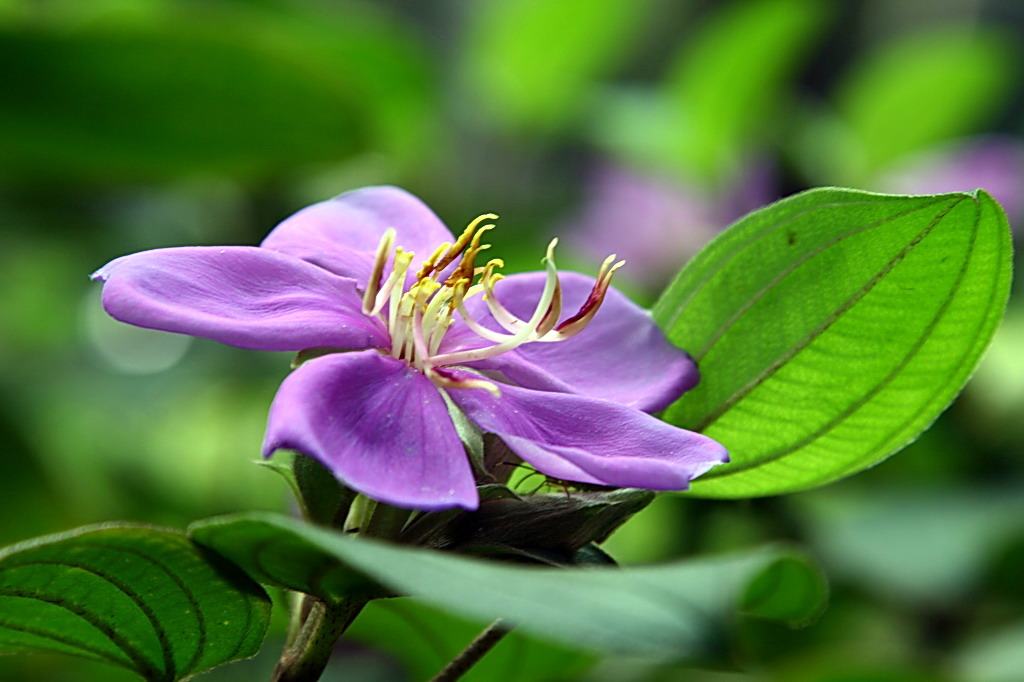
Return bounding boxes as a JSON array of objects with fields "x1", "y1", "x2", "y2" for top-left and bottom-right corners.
[{"x1": 2, "y1": 0, "x2": 1023, "y2": 680}]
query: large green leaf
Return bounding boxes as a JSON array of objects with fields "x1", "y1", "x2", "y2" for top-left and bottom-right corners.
[
  {"x1": 190, "y1": 512, "x2": 826, "y2": 659},
  {"x1": 0, "y1": 524, "x2": 271, "y2": 681},
  {"x1": 0, "y1": 4, "x2": 433, "y2": 179},
  {"x1": 653, "y1": 189, "x2": 1012, "y2": 498}
]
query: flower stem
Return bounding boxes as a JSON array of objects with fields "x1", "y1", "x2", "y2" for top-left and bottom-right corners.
[
  {"x1": 271, "y1": 598, "x2": 367, "y2": 682},
  {"x1": 428, "y1": 620, "x2": 511, "y2": 682}
]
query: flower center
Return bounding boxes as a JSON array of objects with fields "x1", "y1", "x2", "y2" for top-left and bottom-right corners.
[{"x1": 361, "y1": 215, "x2": 624, "y2": 395}]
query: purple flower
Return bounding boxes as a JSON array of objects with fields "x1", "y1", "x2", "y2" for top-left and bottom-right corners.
[{"x1": 92, "y1": 187, "x2": 727, "y2": 511}]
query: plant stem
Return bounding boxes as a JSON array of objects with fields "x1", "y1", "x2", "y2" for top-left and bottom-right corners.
[
  {"x1": 428, "y1": 620, "x2": 511, "y2": 682},
  {"x1": 271, "y1": 598, "x2": 367, "y2": 682},
  {"x1": 273, "y1": 501, "x2": 411, "y2": 681}
]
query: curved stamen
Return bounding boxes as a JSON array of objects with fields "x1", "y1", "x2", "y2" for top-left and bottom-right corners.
[
  {"x1": 427, "y1": 367, "x2": 501, "y2": 397},
  {"x1": 371, "y1": 248, "x2": 413, "y2": 317},
  {"x1": 455, "y1": 299, "x2": 517, "y2": 343},
  {"x1": 362, "y1": 227, "x2": 396, "y2": 314},
  {"x1": 429, "y1": 242, "x2": 560, "y2": 366},
  {"x1": 386, "y1": 251, "x2": 414, "y2": 329},
  {"x1": 422, "y1": 282, "x2": 457, "y2": 353},
  {"x1": 433, "y1": 213, "x2": 498, "y2": 274},
  {"x1": 365, "y1": 212, "x2": 623, "y2": 394},
  {"x1": 414, "y1": 241, "x2": 452, "y2": 281},
  {"x1": 539, "y1": 254, "x2": 625, "y2": 342}
]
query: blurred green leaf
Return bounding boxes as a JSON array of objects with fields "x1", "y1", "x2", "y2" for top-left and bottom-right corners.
[
  {"x1": 957, "y1": 621, "x2": 1024, "y2": 682},
  {"x1": 347, "y1": 599, "x2": 596, "y2": 682},
  {"x1": 795, "y1": 487, "x2": 1024, "y2": 603},
  {"x1": 191, "y1": 512, "x2": 826, "y2": 659},
  {"x1": 663, "y1": 0, "x2": 825, "y2": 180},
  {"x1": 654, "y1": 189, "x2": 1012, "y2": 498},
  {"x1": 0, "y1": 524, "x2": 271, "y2": 681},
  {"x1": 836, "y1": 28, "x2": 1015, "y2": 176},
  {"x1": 462, "y1": 0, "x2": 655, "y2": 132},
  {"x1": 191, "y1": 513, "x2": 386, "y2": 604},
  {"x1": 0, "y1": 4, "x2": 435, "y2": 179}
]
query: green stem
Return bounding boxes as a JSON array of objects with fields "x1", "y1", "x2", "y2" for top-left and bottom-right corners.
[
  {"x1": 428, "y1": 620, "x2": 511, "y2": 682},
  {"x1": 273, "y1": 501, "x2": 411, "y2": 681},
  {"x1": 271, "y1": 598, "x2": 367, "y2": 682}
]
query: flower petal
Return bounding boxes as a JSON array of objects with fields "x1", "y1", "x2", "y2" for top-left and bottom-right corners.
[
  {"x1": 261, "y1": 186, "x2": 457, "y2": 281},
  {"x1": 263, "y1": 351, "x2": 478, "y2": 511},
  {"x1": 93, "y1": 246, "x2": 387, "y2": 351},
  {"x1": 451, "y1": 381, "x2": 728, "y2": 490},
  {"x1": 455, "y1": 271, "x2": 698, "y2": 411}
]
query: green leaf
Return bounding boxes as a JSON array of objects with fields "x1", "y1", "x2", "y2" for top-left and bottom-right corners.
[
  {"x1": 191, "y1": 512, "x2": 826, "y2": 659},
  {"x1": 462, "y1": 0, "x2": 656, "y2": 132},
  {"x1": 836, "y1": 28, "x2": 1014, "y2": 175},
  {"x1": 347, "y1": 599, "x2": 596, "y2": 682},
  {"x1": 0, "y1": 5, "x2": 434, "y2": 179},
  {"x1": 662, "y1": 0, "x2": 826, "y2": 180},
  {"x1": 653, "y1": 189, "x2": 1012, "y2": 498},
  {"x1": 956, "y1": 621, "x2": 1024, "y2": 682},
  {"x1": 0, "y1": 524, "x2": 271, "y2": 682},
  {"x1": 795, "y1": 486, "x2": 1024, "y2": 604},
  {"x1": 190, "y1": 514, "x2": 385, "y2": 605}
]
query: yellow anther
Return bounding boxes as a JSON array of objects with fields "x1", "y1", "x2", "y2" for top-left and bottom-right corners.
[
  {"x1": 434, "y1": 213, "x2": 498, "y2": 273},
  {"x1": 415, "y1": 241, "x2": 453, "y2": 280},
  {"x1": 447, "y1": 224, "x2": 494, "y2": 287}
]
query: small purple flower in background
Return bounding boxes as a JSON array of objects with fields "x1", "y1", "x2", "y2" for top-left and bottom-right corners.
[
  {"x1": 875, "y1": 136, "x2": 1024, "y2": 227},
  {"x1": 92, "y1": 187, "x2": 727, "y2": 511},
  {"x1": 564, "y1": 162, "x2": 776, "y2": 289}
]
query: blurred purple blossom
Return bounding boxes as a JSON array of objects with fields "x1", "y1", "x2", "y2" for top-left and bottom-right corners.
[
  {"x1": 564, "y1": 162, "x2": 776, "y2": 289},
  {"x1": 876, "y1": 136, "x2": 1024, "y2": 227}
]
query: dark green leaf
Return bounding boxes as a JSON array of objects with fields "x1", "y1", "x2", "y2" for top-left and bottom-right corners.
[
  {"x1": 0, "y1": 524, "x2": 271, "y2": 682},
  {"x1": 191, "y1": 512, "x2": 826, "y2": 658},
  {"x1": 191, "y1": 515, "x2": 384, "y2": 604},
  {"x1": 347, "y1": 599, "x2": 596, "y2": 682},
  {"x1": 0, "y1": 5, "x2": 434, "y2": 179},
  {"x1": 654, "y1": 189, "x2": 1012, "y2": 498}
]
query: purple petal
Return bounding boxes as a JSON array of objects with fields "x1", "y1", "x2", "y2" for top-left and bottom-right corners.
[
  {"x1": 261, "y1": 186, "x2": 457, "y2": 282},
  {"x1": 451, "y1": 381, "x2": 728, "y2": 490},
  {"x1": 93, "y1": 246, "x2": 387, "y2": 351},
  {"x1": 455, "y1": 271, "x2": 698, "y2": 411},
  {"x1": 263, "y1": 351, "x2": 477, "y2": 511}
]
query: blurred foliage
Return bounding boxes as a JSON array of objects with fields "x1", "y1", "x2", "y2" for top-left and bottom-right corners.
[{"x1": 0, "y1": 0, "x2": 1022, "y2": 680}]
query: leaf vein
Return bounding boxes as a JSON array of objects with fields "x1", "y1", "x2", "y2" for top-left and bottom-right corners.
[
  {"x1": 0, "y1": 588, "x2": 164, "y2": 680},
  {"x1": 700, "y1": 199, "x2": 979, "y2": 478},
  {"x1": 694, "y1": 198, "x2": 963, "y2": 434}
]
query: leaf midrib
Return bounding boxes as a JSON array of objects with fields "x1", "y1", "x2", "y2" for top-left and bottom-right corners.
[
  {"x1": 690, "y1": 196, "x2": 966, "y2": 434},
  {"x1": 698, "y1": 195, "x2": 982, "y2": 480}
]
